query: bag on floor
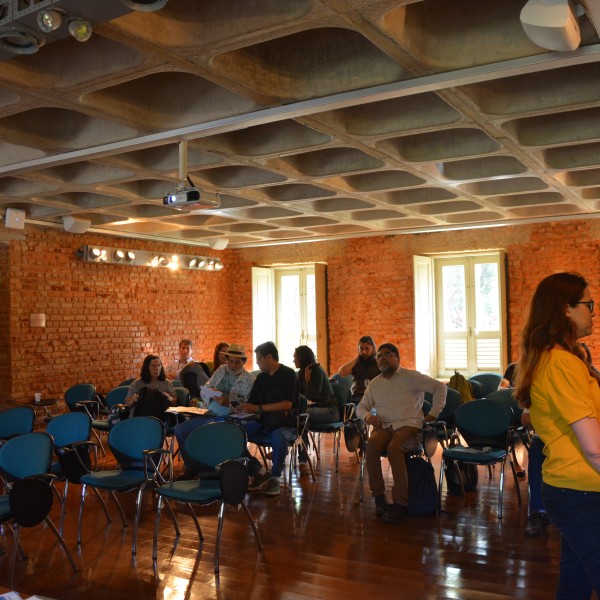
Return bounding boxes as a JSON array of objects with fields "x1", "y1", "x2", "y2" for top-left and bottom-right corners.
[
  {"x1": 444, "y1": 459, "x2": 479, "y2": 495},
  {"x1": 406, "y1": 454, "x2": 438, "y2": 516},
  {"x1": 344, "y1": 418, "x2": 367, "y2": 453}
]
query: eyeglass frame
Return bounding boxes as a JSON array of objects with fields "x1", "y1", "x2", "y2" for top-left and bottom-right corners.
[
  {"x1": 376, "y1": 351, "x2": 397, "y2": 361},
  {"x1": 574, "y1": 300, "x2": 595, "y2": 313}
]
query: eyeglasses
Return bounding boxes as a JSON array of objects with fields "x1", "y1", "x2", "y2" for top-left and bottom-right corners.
[
  {"x1": 376, "y1": 351, "x2": 395, "y2": 360},
  {"x1": 575, "y1": 300, "x2": 595, "y2": 313}
]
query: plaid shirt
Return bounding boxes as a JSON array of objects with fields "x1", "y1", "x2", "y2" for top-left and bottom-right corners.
[{"x1": 206, "y1": 365, "x2": 255, "y2": 401}]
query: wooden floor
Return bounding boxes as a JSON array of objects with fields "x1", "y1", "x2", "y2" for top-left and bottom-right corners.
[{"x1": 0, "y1": 437, "x2": 560, "y2": 599}]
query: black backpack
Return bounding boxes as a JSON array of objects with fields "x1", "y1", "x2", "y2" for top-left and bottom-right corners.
[
  {"x1": 406, "y1": 455, "x2": 438, "y2": 515},
  {"x1": 132, "y1": 386, "x2": 170, "y2": 422},
  {"x1": 343, "y1": 418, "x2": 367, "y2": 453},
  {"x1": 444, "y1": 459, "x2": 479, "y2": 495}
]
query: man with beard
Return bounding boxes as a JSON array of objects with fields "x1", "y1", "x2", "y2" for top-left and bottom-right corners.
[
  {"x1": 174, "y1": 343, "x2": 255, "y2": 472},
  {"x1": 356, "y1": 343, "x2": 446, "y2": 524},
  {"x1": 338, "y1": 335, "x2": 381, "y2": 403}
]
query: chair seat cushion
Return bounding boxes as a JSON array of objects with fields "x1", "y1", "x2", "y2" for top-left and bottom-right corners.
[
  {"x1": 80, "y1": 469, "x2": 148, "y2": 491},
  {"x1": 443, "y1": 446, "x2": 506, "y2": 465},
  {"x1": 156, "y1": 480, "x2": 222, "y2": 504},
  {"x1": 92, "y1": 420, "x2": 110, "y2": 432},
  {"x1": 309, "y1": 421, "x2": 343, "y2": 433}
]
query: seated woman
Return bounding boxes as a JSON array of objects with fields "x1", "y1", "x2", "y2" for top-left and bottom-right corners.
[
  {"x1": 125, "y1": 354, "x2": 176, "y2": 409},
  {"x1": 294, "y1": 345, "x2": 339, "y2": 473},
  {"x1": 206, "y1": 341, "x2": 229, "y2": 374}
]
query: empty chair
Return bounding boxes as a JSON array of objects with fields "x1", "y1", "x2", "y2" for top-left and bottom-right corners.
[
  {"x1": 0, "y1": 432, "x2": 77, "y2": 588},
  {"x1": 0, "y1": 406, "x2": 35, "y2": 442},
  {"x1": 78, "y1": 416, "x2": 168, "y2": 554},
  {"x1": 46, "y1": 411, "x2": 95, "y2": 534},
  {"x1": 91, "y1": 386, "x2": 130, "y2": 435},
  {"x1": 64, "y1": 383, "x2": 97, "y2": 414},
  {"x1": 307, "y1": 382, "x2": 354, "y2": 472},
  {"x1": 468, "y1": 373, "x2": 503, "y2": 398},
  {"x1": 439, "y1": 399, "x2": 522, "y2": 519},
  {"x1": 118, "y1": 377, "x2": 136, "y2": 387},
  {"x1": 152, "y1": 421, "x2": 262, "y2": 573}
]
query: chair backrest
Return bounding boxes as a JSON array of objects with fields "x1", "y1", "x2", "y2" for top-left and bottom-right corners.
[
  {"x1": 108, "y1": 416, "x2": 165, "y2": 465},
  {"x1": 422, "y1": 398, "x2": 432, "y2": 416},
  {"x1": 179, "y1": 363, "x2": 210, "y2": 397},
  {"x1": 331, "y1": 382, "x2": 351, "y2": 420},
  {"x1": 9, "y1": 478, "x2": 54, "y2": 527},
  {"x1": 485, "y1": 388, "x2": 522, "y2": 426},
  {"x1": 64, "y1": 383, "x2": 96, "y2": 409},
  {"x1": 437, "y1": 387, "x2": 462, "y2": 427},
  {"x1": 454, "y1": 399, "x2": 513, "y2": 449},
  {"x1": 185, "y1": 422, "x2": 247, "y2": 471},
  {"x1": 118, "y1": 378, "x2": 136, "y2": 387},
  {"x1": 175, "y1": 387, "x2": 191, "y2": 407},
  {"x1": 105, "y1": 386, "x2": 130, "y2": 409},
  {"x1": 0, "y1": 432, "x2": 53, "y2": 480},
  {"x1": 0, "y1": 406, "x2": 35, "y2": 439},
  {"x1": 171, "y1": 380, "x2": 183, "y2": 388},
  {"x1": 468, "y1": 373, "x2": 503, "y2": 398},
  {"x1": 46, "y1": 412, "x2": 91, "y2": 448},
  {"x1": 330, "y1": 373, "x2": 353, "y2": 388}
]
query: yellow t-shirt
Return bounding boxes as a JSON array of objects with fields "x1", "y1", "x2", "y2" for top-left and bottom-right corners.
[{"x1": 530, "y1": 348, "x2": 600, "y2": 491}]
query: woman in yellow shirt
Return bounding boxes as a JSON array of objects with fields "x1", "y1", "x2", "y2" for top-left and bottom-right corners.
[{"x1": 515, "y1": 272, "x2": 600, "y2": 600}]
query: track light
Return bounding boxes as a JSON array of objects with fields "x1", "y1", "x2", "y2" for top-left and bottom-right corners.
[
  {"x1": 67, "y1": 18, "x2": 92, "y2": 42},
  {"x1": 214, "y1": 259, "x2": 224, "y2": 271},
  {"x1": 120, "y1": 0, "x2": 169, "y2": 12},
  {"x1": 37, "y1": 9, "x2": 64, "y2": 33}
]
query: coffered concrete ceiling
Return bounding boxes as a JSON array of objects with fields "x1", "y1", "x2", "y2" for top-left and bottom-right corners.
[{"x1": 1, "y1": 0, "x2": 600, "y2": 248}]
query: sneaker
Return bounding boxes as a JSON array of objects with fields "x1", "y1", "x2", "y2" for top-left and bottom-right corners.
[
  {"x1": 299, "y1": 462, "x2": 310, "y2": 476},
  {"x1": 374, "y1": 494, "x2": 388, "y2": 517},
  {"x1": 248, "y1": 472, "x2": 270, "y2": 492},
  {"x1": 382, "y1": 503, "x2": 408, "y2": 524},
  {"x1": 525, "y1": 511, "x2": 550, "y2": 537},
  {"x1": 261, "y1": 477, "x2": 280, "y2": 496}
]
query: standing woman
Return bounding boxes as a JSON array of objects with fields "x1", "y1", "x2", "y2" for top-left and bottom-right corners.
[
  {"x1": 514, "y1": 272, "x2": 600, "y2": 599},
  {"x1": 294, "y1": 345, "x2": 339, "y2": 471}
]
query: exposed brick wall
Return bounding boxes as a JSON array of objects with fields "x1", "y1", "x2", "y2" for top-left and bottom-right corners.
[
  {"x1": 4, "y1": 219, "x2": 600, "y2": 404},
  {"x1": 4, "y1": 227, "x2": 251, "y2": 404},
  {"x1": 0, "y1": 245, "x2": 10, "y2": 402}
]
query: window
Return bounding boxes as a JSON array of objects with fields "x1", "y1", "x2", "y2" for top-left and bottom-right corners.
[
  {"x1": 414, "y1": 252, "x2": 506, "y2": 378},
  {"x1": 252, "y1": 264, "x2": 328, "y2": 369}
]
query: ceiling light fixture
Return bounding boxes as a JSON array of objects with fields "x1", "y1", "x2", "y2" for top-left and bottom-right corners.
[
  {"x1": 0, "y1": 27, "x2": 45, "y2": 55},
  {"x1": 67, "y1": 18, "x2": 92, "y2": 42},
  {"x1": 120, "y1": 0, "x2": 169, "y2": 12},
  {"x1": 37, "y1": 9, "x2": 64, "y2": 33}
]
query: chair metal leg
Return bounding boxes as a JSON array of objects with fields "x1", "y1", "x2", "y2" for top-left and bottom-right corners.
[
  {"x1": 77, "y1": 484, "x2": 86, "y2": 545},
  {"x1": 131, "y1": 485, "x2": 144, "y2": 555},
  {"x1": 163, "y1": 498, "x2": 180, "y2": 539},
  {"x1": 508, "y1": 457, "x2": 523, "y2": 506},
  {"x1": 241, "y1": 500, "x2": 263, "y2": 551},
  {"x1": 187, "y1": 503, "x2": 203, "y2": 541},
  {"x1": 438, "y1": 458, "x2": 446, "y2": 511},
  {"x1": 334, "y1": 431, "x2": 340, "y2": 472},
  {"x1": 498, "y1": 458, "x2": 506, "y2": 520},
  {"x1": 8, "y1": 523, "x2": 19, "y2": 590},
  {"x1": 110, "y1": 490, "x2": 128, "y2": 529},
  {"x1": 44, "y1": 516, "x2": 77, "y2": 574},
  {"x1": 214, "y1": 501, "x2": 226, "y2": 573},
  {"x1": 93, "y1": 487, "x2": 112, "y2": 525},
  {"x1": 52, "y1": 482, "x2": 66, "y2": 536},
  {"x1": 91, "y1": 428, "x2": 106, "y2": 457},
  {"x1": 152, "y1": 495, "x2": 163, "y2": 561},
  {"x1": 359, "y1": 450, "x2": 365, "y2": 502}
]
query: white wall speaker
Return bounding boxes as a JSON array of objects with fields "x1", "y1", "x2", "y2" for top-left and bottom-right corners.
[
  {"x1": 63, "y1": 216, "x2": 91, "y2": 233},
  {"x1": 210, "y1": 238, "x2": 229, "y2": 250},
  {"x1": 520, "y1": 0, "x2": 581, "y2": 51},
  {"x1": 4, "y1": 208, "x2": 26, "y2": 230}
]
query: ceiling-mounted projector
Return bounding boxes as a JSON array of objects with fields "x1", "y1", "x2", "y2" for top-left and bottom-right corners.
[
  {"x1": 520, "y1": 0, "x2": 581, "y2": 51},
  {"x1": 163, "y1": 187, "x2": 220, "y2": 211}
]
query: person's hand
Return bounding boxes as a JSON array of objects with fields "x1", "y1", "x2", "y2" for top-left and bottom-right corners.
[
  {"x1": 163, "y1": 391, "x2": 175, "y2": 405},
  {"x1": 243, "y1": 403, "x2": 260, "y2": 414},
  {"x1": 125, "y1": 393, "x2": 138, "y2": 408},
  {"x1": 424, "y1": 414, "x2": 436, "y2": 423},
  {"x1": 366, "y1": 414, "x2": 382, "y2": 429}
]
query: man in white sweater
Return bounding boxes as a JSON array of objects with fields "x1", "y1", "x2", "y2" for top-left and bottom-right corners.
[{"x1": 356, "y1": 343, "x2": 446, "y2": 523}]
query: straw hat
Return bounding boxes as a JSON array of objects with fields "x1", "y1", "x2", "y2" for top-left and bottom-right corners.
[{"x1": 222, "y1": 343, "x2": 247, "y2": 359}]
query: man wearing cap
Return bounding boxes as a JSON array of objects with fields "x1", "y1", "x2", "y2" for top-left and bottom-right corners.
[
  {"x1": 356, "y1": 342, "x2": 446, "y2": 524},
  {"x1": 174, "y1": 343, "x2": 255, "y2": 470}
]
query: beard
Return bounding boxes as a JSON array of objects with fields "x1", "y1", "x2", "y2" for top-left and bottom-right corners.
[{"x1": 227, "y1": 365, "x2": 243, "y2": 376}]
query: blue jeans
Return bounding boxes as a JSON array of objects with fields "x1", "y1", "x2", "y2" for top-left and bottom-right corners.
[
  {"x1": 542, "y1": 483, "x2": 600, "y2": 599},
  {"x1": 241, "y1": 420, "x2": 294, "y2": 478},
  {"x1": 528, "y1": 435, "x2": 545, "y2": 514}
]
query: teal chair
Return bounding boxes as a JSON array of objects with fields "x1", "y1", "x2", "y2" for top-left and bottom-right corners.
[
  {"x1": 0, "y1": 406, "x2": 35, "y2": 442},
  {"x1": 91, "y1": 386, "x2": 130, "y2": 435},
  {"x1": 439, "y1": 399, "x2": 521, "y2": 519},
  {"x1": 329, "y1": 373, "x2": 353, "y2": 388},
  {"x1": 307, "y1": 383, "x2": 354, "y2": 472},
  {"x1": 0, "y1": 432, "x2": 77, "y2": 588},
  {"x1": 64, "y1": 383, "x2": 97, "y2": 413},
  {"x1": 46, "y1": 411, "x2": 100, "y2": 534},
  {"x1": 152, "y1": 422, "x2": 263, "y2": 573},
  {"x1": 78, "y1": 416, "x2": 169, "y2": 555},
  {"x1": 171, "y1": 379, "x2": 183, "y2": 388},
  {"x1": 119, "y1": 378, "x2": 136, "y2": 387},
  {"x1": 468, "y1": 373, "x2": 503, "y2": 398}
]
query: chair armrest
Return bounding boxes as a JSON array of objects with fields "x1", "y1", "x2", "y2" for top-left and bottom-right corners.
[
  {"x1": 143, "y1": 447, "x2": 172, "y2": 482},
  {"x1": 215, "y1": 457, "x2": 249, "y2": 472},
  {"x1": 343, "y1": 403, "x2": 355, "y2": 422},
  {"x1": 297, "y1": 412, "x2": 310, "y2": 437},
  {"x1": 75, "y1": 400, "x2": 100, "y2": 419}
]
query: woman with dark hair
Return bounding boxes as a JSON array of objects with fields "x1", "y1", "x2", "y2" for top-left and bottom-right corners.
[
  {"x1": 514, "y1": 272, "x2": 600, "y2": 599},
  {"x1": 207, "y1": 342, "x2": 229, "y2": 374},
  {"x1": 125, "y1": 354, "x2": 176, "y2": 408},
  {"x1": 293, "y1": 345, "x2": 338, "y2": 473}
]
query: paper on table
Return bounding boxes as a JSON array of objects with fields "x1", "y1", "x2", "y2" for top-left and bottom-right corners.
[
  {"x1": 165, "y1": 406, "x2": 209, "y2": 415},
  {"x1": 200, "y1": 386, "x2": 222, "y2": 404}
]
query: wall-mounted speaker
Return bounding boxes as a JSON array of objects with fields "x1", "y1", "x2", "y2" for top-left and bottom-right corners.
[
  {"x1": 4, "y1": 208, "x2": 26, "y2": 230},
  {"x1": 520, "y1": 0, "x2": 581, "y2": 51},
  {"x1": 63, "y1": 216, "x2": 91, "y2": 234}
]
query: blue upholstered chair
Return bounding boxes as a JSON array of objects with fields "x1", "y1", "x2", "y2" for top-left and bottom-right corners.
[
  {"x1": 468, "y1": 373, "x2": 503, "y2": 398},
  {"x1": 0, "y1": 406, "x2": 35, "y2": 443}
]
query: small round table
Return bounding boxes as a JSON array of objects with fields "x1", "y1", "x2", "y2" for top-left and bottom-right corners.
[{"x1": 31, "y1": 398, "x2": 59, "y2": 419}]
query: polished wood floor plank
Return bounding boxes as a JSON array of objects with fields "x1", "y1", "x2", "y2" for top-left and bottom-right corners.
[{"x1": 0, "y1": 438, "x2": 560, "y2": 599}]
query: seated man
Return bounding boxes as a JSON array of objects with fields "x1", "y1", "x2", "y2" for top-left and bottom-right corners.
[
  {"x1": 237, "y1": 341, "x2": 299, "y2": 497},
  {"x1": 356, "y1": 343, "x2": 446, "y2": 524},
  {"x1": 165, "y1": 339, "x2": 195, "y2": 379},
  {"x1": 338, "y1": 335, "x2": 380, "y2": 404},
  {"x1": 174, "y1": 343, "x2": 255, "y2": 469}
]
